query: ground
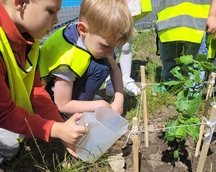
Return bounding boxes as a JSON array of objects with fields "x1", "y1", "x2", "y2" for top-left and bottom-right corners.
[{"x1": 122, "y1": 105, "x2": 216, "y2": 172}]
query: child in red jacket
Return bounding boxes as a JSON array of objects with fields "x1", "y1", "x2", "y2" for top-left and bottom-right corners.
[{"x1": 0, "y1": 0, "x2": 86, "y2": 163}]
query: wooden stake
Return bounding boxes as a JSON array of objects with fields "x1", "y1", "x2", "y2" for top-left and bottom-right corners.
[
  {"x1": 140, "y1": 66, "x2": 149, "y2": 147},
  {"x1": 195, "y1": 72, "x2": 216, "y2": 157},
  {"x1": 196, "y1": 105, "x2": 216, "y2": 172},
  {"x1": 132, "y1": 117, "x2": 139, "y2": 172}
]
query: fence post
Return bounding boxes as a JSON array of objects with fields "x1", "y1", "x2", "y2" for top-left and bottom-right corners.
[
  {"x1": 140, "y1": 66, "x2": 149, "y2": 147},
  {"x1": 196, "y1": 104, "x2": 216, "y2": 172},
  {"x1": 133, "y1": 117, "x2": 139, "y2": 172},
  {"x1": 195, "y1": 72, "x2": 216, "y2": 157}
]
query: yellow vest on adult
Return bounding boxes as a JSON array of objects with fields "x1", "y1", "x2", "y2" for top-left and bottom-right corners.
[
  {"x1": 156, "y1": 0, "x2": 210, "y2": 43},
  {"x1": 133, "y1": 0, "x2": 152, "y2": 21},
  {"x1": 0, "y1": 27, "x2": 38, "y2": 114},
  {"x1": 39, "y1": 27, "x2": 91, "y2": 81}
]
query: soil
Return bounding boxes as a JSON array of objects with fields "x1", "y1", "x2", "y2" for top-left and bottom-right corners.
[{"x1": 120, "y1": 105, "x2": 216, "y2": 172}]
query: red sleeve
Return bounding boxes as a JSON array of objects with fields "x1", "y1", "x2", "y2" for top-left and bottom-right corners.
[{"x1": 0, "y1": 58, "x2": 63, "y2": 142}]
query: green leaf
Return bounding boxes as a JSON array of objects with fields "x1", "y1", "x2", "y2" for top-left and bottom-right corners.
[
  {"x1": 196, "y1": 54, "x2": 208, "y2": 62},
  {"x1": 165, "y1": 120, "x2": 179, "y2": 141},
  {"x1": 185, "y1": 117, "x2": 200, "y2": 142},
  {"x1": 178, "y1": 115, "x2": 186, "y2": 124},
  {"x1": 171, "y1": 66, "x2": 185, "y2": 80},
  {"x1": 175, "y1": 57, "x2": 181, "y2": 64},
  {"x1": 179, "y1": 55, "x2": 193, "y2": 65},
  {"x1": 184, "y1": 79, "x2": 193, "y2": 88},
  {"x1": 175, "y1": 124, "x2": 187, "y2": 139},
  {"x1": 202, "y1": 62, "x2": 216, "y2": 71},
  {"x1": 165, "y1": 80, "x2": 182, "y2": 86},
  {"x1": 174, "y1": 150, "x2": 179, "y2": 159},
  {"x1": 194, "y1": 70, "x2": 201, "y2": 83},
  {"x1": 186, "y1": 93, "x2": 202, "y2": 117},
  {"x1": 175, "y1": 91, "x2": 188, "y2": 113}
]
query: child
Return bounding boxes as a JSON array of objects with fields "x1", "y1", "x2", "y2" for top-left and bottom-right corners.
[
  {"x1": 105, "y1": 0, "x2": 152, "y2": 97},
  {"x1": 39, "y1": 0, "x2": 134, "y2": 116},
  {"x1": 0, "y1": 0, "x2": 86, "y2": 163}
]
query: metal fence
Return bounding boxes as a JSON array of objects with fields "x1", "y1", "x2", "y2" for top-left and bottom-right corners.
[
  {"x1": 41, "y1": 0, "x2": 160, "y2": 43},
  {"x1": 135, "y1": 0, "x2": 160, "y2": 30}
]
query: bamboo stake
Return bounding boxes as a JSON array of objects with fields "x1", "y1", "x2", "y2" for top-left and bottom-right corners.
[
  {"x1": 140, "y1": 66, "x2": 149, "y2": 147},
  {"x1": 196, "y1": 105, "x2": 216, "y2": 172},
  {"x1": 195, "y1": 72, "x2": 216, "y2": 157},
  {"x1": 132, "y1": 117, "x2": 139, "y2": 172}
]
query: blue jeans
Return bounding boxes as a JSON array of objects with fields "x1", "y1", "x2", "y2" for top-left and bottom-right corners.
[
  {"x1": 72, "y1": 57, "x2": 111, "y2": 100},
  {"x1": 159, "y1": 33, "x2": 208, "y2": 81}
]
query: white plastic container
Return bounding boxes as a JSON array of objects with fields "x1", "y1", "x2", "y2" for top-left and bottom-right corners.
[{"x1": 76, "y1": 106, "x2": 129, "y2": 163}]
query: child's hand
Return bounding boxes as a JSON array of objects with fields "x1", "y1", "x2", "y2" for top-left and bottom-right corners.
[
  {"x1": 51, "y1": 113, "x2": 87, "y2": 156},
  {"x1": 96, "y1": 100, "x2": 112, "y2": 109},
  {"x1": 65, "y1": 113, "x2": 87, "y2": 157},
  {"x1": 111, "y1": 102, "x2": 123, "y2": 115}
]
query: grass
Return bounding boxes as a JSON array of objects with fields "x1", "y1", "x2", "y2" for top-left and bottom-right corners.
[{"x1": 0, "y1": 30, "x2": 186, "y2": 171}]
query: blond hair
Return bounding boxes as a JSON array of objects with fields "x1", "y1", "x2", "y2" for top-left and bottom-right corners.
[{"x1": 79, "y1": 0, "x2": 134, "y2": 46}]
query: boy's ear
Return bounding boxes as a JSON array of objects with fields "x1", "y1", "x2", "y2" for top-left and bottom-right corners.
[
  {"x1": 14, "y1": 0, "x2": 27, "y2": 11},
  {"x1": 77, "y1": 22, "x2": 88, "y2": 37}
]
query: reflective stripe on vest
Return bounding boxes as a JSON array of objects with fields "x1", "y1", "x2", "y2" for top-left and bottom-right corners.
[
  {"x1": 0, "y1": 27, "x2": 39, "y2": 114},
  {"x1": 156, "y1": 0, "x2": 210, "y2": 43},
  {"x1": 158, "y1": 0, "x2": 210, "y2": 10},
  {"x1": 39, "y1": 27, "x2": 91, "y2": 79}
]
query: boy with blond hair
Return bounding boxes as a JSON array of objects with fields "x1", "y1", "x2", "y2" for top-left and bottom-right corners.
[
  {"x1": 39, "y1": 0, "x2": 134, "y2": 116},
  {"x1": 0, "y1": 0, "x2": 86, "y2": 163}
]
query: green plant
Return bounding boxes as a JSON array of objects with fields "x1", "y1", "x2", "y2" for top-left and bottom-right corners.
[{"x1": 162, "y1": 54, "x2": 216, "y2": 159}]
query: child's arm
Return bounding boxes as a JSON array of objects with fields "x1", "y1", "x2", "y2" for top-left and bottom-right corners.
[
  {"x1": 0, "y1": 63, "x2": 86, "y2": 156},
  {"x1": 54, "y1": 77, "x2": 112, "y2": 114},
  {"x1": 107, "y1": 55, "x2": 124, "y2": 115},
  {"x1": 31, "y1": 69, "x2": 87, "y2": 156}
]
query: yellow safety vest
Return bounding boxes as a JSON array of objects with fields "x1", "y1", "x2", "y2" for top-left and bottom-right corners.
[
  {"x1": 39, "y1": 27, "x2": 91, "y2": 81},
  {"x1": 133, "y1": 0, "x2": 152, "y2": 21},
  {"x1": 156, "y1": 0, "x2": 210, "y2": 43},
  {"x1": 0, "y1": 27, "x2": 39, "y2": 114}
]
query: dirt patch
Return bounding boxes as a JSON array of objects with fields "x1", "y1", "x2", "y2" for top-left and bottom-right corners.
[{"x1": 111, "y1": 105, "x2": 216, "y2": 172}]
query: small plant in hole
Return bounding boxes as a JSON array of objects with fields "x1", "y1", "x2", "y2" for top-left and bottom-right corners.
[{"x1": 161, "y1": 54, "x2": 216, "y2": 160}]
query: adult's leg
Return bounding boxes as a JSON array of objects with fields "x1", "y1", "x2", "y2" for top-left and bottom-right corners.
[
  {"x1": 159, "y1": 41, "x2": 183, "y2": 81},
  {"x1": 184, "y1": 35, "x2": 207, "y2": 88}
]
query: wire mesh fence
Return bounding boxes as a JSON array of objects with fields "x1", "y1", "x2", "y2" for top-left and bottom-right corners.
[
  {"x1": 135, "y1": 0, "x2": 160, "y2": 30},
  {"x1": 41, "y1": 0, "x2": 160, "y2": 43}
]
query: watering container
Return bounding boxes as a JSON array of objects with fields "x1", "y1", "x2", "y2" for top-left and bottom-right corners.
[{"x1": 76, "y1": 106, "x2": 129, "y2": 163}]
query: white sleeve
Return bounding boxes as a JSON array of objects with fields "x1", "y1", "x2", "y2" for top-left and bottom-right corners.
[{"x1": 51, "y1": 66, "x2": 76, "y2": 82}]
